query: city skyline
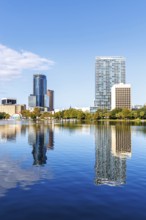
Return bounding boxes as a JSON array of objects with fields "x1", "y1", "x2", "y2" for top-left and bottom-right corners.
[{"x1": 0, "y1": 0, "x2": 146, "y2": 108}]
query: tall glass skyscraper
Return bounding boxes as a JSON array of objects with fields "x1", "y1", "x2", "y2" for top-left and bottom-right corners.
[
  {"x1": 33, "y1": 74, "x2": 47, "y2": 107},
  {"x1": 94, "y1": 56, "x2": 125, "y2": 110},
  {"x1": 28, "y1": 74, "x2": 48, "y2": 109}
]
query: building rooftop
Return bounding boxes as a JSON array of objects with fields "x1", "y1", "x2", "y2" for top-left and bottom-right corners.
[
  {"x1": 111, "y1": 83, "x2": 131, "y2": 88},
  {"x1": 33, "y1": 74, "x2": 46, "y2": 77},
  {"x1": 1, "y1": 98, "x2": 17, "y2": 100}
]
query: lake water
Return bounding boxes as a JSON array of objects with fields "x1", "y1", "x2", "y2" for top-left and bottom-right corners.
[{"x1": 0, "y1": 120, "x2": 146, "y2": 220}]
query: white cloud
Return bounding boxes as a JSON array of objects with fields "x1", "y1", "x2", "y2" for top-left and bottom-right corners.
[{"x1": 0, "y1": 44, "x2": 54, "y2": 81}]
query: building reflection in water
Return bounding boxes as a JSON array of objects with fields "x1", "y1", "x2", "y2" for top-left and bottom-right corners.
[
  {"x1": 28, "y1": 124, "x2": 54, "y2": 165},
  {"x1": 0, "y1": 123, "x2": 54, "y2": 165},
  {"x1": 95, "y1": 124, "x2": 131, "y2": 186},
  {"x1": 0, "y1": 124, "x2": 26, "y2": 142},
  {"x1": 111, "y1": 125, "x2": 131, "y2": 158}
]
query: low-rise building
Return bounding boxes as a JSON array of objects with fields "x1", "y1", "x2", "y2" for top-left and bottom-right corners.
[
  {"x1": 0, "y1": 104, "x2": 26, "y2": 116},
  {"x1": 111, "y1": 83, "x2": 131, "y2": 110}
]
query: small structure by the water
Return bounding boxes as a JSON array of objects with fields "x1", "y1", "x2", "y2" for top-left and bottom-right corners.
[{"x1": 11, "y1": 113, "x2": 22, "y2": 120}]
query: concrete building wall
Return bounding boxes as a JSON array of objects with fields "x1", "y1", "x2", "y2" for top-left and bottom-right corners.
[{"x1": 0, "y1": 105, "x2": 26, "y2": 115}]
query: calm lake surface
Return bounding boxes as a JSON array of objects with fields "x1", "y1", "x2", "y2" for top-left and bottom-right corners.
[{"x1": 0, "y1": 120, "x2": 146, "y2": 220}]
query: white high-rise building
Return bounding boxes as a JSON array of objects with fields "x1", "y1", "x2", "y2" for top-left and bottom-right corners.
[{"x1": 91, "y1": 56, "x2": 126, "y2": 112}]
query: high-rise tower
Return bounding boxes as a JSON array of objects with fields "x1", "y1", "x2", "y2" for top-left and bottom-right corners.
[
  {"x1": 33, "y1": 74, "x2": 47, "y2": 107},
  {"x1": 28, "y1": 74, "x2": 48, "y2": 110},
  {"x1": 93, "y1": 56, "x2": 125, "y2": 111},
  {"x1": 47, "y1": 90, "x2": 54, "y2": 111}
]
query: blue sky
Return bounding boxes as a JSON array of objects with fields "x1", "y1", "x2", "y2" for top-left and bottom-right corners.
[{"x1": 0, "y1": 0, "x2": 146, "y2": 108}]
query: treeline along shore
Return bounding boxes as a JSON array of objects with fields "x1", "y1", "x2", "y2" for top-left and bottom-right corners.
[{"x1": 1, "y1": 107, "x2": 146, "y2": 121}]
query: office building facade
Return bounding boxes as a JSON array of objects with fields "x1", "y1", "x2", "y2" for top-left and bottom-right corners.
[
  {"x1": 111, "y1": 83, "x2": 131, "y2": 110},
  {"x1": 93, "y1": 56, "x2": 126, "y2": 111},
  {"x1": 33, "y1": 74, "x2": 47, "y2": 107},
  {"x1": 28, "y1": 74, "x2": 49, "y2": 110}
]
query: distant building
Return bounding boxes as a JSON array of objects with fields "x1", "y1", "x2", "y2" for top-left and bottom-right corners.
[
  {"x1": 1, "y1": 98, "x2": 17, "y2": 105},
  {"x1": 33, "y1": 74, "x2": 47, "y2": 107},
  {"x1": 91, "y1": 56, "x2": 126, "y2": 112},
  {"x1": 28, "y1": 74, "x2": 49, "y2": 110},
  {"x1": 28, "y1": 95, "x2": 36, "y2": 108},
  {"x1": 54, "y1": 107, "x2": 90, "y2": 113},
  {"x1": 0, "y1": 104, "x2": 26, "y2": 116},
  {"x1": 47, "y1": 90, "x2": 54, "y2": 111},
  {"x1": 74, "y1": 107, "x2": 90, "y2": 112},
  {"x1": 132, "y1": 105, "x2": 143, "y2": 110},
  {"x1": 111, "y1": 83, "x2": 131, "y2": 110}
]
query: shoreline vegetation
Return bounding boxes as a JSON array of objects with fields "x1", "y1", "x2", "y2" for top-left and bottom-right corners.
[{"x1": 1, "y1": 107, "x2": 146, "y2": 123}]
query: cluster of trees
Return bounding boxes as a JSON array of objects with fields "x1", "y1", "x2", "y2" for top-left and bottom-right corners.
[
  {"x1": 21, "y1": 108, "x2": 53, "y2": 120},
  {"x1": 54, "y1": 107, "x2": 146, "y2": 121},
  {"x1": 54, "y1": 108, "x2": 88, "y2": 120},
  {"x1": 19, "y1": 106, "x2": 146, "y2": 121},
  {"x1": 0, "y1": 112, "x2": 10, "y2": 119},
  {"x1": 21, "y1": 108, "x2": 87, "y2": 120},
  {"x1": 103, "y1": 107, "x2": 146, "y2": 120}
]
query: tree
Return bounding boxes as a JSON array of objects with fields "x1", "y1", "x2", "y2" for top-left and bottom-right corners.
[
  {"x1": 54, "y1": 111, "x2": 63, "y2": 119},
  {"x1": 33, "y1": 108, "x2": 41, "y2": 118},
  {"x1": 116, "y1": 112, "x2": 123, "y2": 119},
  {"x1": 94, "y1": 111, "x2": 100, "y2": 120},
  {"x1": 0, "y1": 112, "x2": 5, "y2": 119},
  {"x1": 131, "y1": 111, "x2": 138, "y2": 119},
  {"x1": 109, "y1": 108, "x2": 122, "y2": 119},
  {"x1": 77, "y1": 111, "x2": 85, "y2": 120},
  {"x1": 104, "y1": 112, "x2": 110, "y2": 119},
  {"x1": 85, "y1": 112, "x2": 93, "y2": 121},
  {"x1": 21, "y1": 110, "x2": 31, "y2": 119},
  {"x1": 139, "y1": 111, "x2": 145, "y2": 119},
  {"x1": 121, "y1": 109, "x2": 131, "y2": 119},
  {"x1": 40, "y1": 112, "x2": 53, "y2": 119},
  {"x1": 0, "y1": 112, "x2": 10, "y2": 119},
  {"x1": 5, "y1": 113, "x2": 10, "y2": 119}
]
